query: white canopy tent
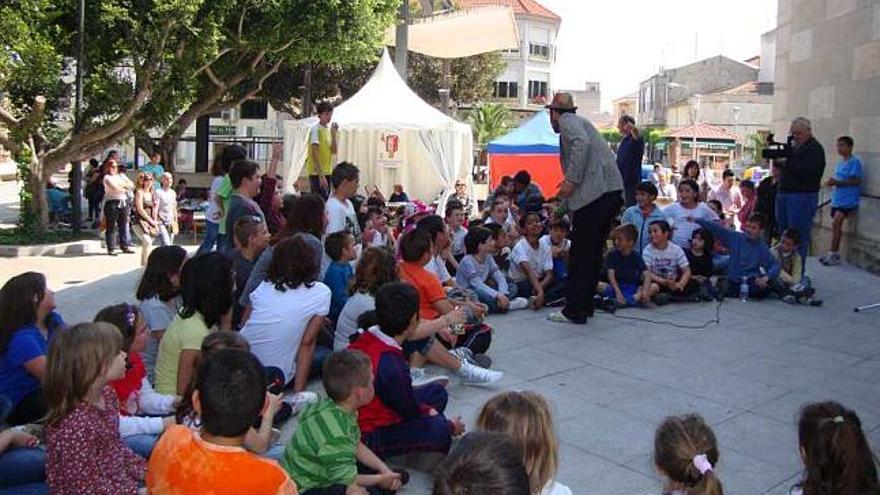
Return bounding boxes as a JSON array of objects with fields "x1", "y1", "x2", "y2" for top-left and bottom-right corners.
[{"x1": 283, "y1": 49, "x2": 473, "y2": 212}]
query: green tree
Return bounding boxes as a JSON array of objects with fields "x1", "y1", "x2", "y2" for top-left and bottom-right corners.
[
  {"x1": 600, "y1": 128, "x2": 622, "y2": 145},
  {"x1": 406, "y1": 51, "x2": 505, "y2": 106},
  {"x1": 744, "y1": 132, "x2": 766, "y2": 163},
  {"x1": 0, "y1": 0, "x2": 396, "y2": 230},
  {"x1": 467, "y1": 102, "x2": 512, "y2": 150}
]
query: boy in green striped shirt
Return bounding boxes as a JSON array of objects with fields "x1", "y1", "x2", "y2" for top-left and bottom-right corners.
[{"x1": 282, "y1": 350, "x2": 404, "y2": 495}]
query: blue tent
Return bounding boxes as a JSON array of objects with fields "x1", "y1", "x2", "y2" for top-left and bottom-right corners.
[{"x1": 487, "y1": 110, "x2": 560, "y2": 155}]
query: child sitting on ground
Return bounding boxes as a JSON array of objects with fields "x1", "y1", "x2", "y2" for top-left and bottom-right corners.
[
  {"x1": 45, "y1": 322, "x2": 145, "y2": 494},
  {"x1": 232, "y1": 215, "x2": 270, "y2": 329},
  {"x1": 484, "y1": 222, "x2": 512, "y2": 271},
  {"x1": 364, "y1": 207, "x2": 395, "y2": 250},
  {"x1": 95, "y1": 304, "x2": 175, "y2": 458},
  {"x1": 432, "y1": 432, "x2": 530, "y2": 495},
  {"x1": 509, "y1": 212, "x2": 559, "y2": 309},
  {"x1": 621, "y1": 181, "x2": 668, "y2": 256},
  {"x1": 597, "y1": 224, "x2": 648, "y2": 309},
  {"x1": 147, "y1": 349, "x2": 297, "y2": 494},
  {"x1": 770, "y1": 229, "x2": 821, "y2": 306},
  {"x1": 348, "y1": 282, "x2": 466, "y2": 459},
  {"x1": 477, "y1": 391, "x2": 572, "y2": 495},
  {"x1": 696, "y1": 213, "x2": 780, "y2": 300},
  {"x1": 446, "y1": 200, "x2": 468, "y2": 263},
  {"x1": 642, "y1": 220, "x2": 699, "y2": 304},
  {"x1": 175, "y1": 331, "x2": 287, "y2": 459},
  {"x1": 456, "y1": 227, "x2": 524, "y2": 314},
  {"x1": 282, "y1": 349, "x2": 406, "y2": 495},
  {"x1": 541, "y1": 220, "x2": 570, "y2": 297},
  {"x1": 686, "y1": 228, "x2": 726, "y2": 301},
  {"x1": 324, "y1": 232, "x2": 357, "y2": 325},
  {"x1": 652, "y1": 413, "x2": 724, "y2": 495},
  {"x1": 791, "y1": 401, "x2": 879, "y2": 495}
]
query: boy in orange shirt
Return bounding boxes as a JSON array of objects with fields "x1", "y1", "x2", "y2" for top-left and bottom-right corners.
[{"x1": 147, "y1": 349, "x2": 298, "y2": 495}]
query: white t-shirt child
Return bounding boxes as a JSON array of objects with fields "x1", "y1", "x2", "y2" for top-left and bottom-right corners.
[
  {"x1": 240, "y1": 281, "x2": 331, "y2": 383},
  {"x1": 643, "y1": 242, "x2": 690, "y2": 281},
  {"x1": 664, "y1": 202, "x2": 718, "y2": 249},
  {"x1": 509, "y1": 237, "x2": 553, "y2": 283}
]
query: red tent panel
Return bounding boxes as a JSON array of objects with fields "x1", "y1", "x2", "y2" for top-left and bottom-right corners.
[{"x1": 488, "y1": 154, "x2": 563, "y2": 197}]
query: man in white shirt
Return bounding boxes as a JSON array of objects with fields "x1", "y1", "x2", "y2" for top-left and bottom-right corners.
[{"x1": 708, "y1": 169, "x2": 743, "y2": 216}]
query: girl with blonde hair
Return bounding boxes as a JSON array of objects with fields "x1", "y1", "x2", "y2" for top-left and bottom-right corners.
[
  {"x1": 44, "y1": 322, "x2": 146, "y2": 494},
  {"x1": 476, "y1": 390, "x2": 572, "y2": 495}
]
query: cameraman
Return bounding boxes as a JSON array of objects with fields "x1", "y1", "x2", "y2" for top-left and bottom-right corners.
[{"x1": 775, "y1": 117, "x2": 825, "y2": 269}]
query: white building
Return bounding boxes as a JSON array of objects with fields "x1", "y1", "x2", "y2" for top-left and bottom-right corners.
[{"x1": 459, "y1": 0, "x2": 560, "y2": 110}]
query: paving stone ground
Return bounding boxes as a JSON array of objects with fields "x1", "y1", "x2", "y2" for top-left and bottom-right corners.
[{"x1": 40, "y1": 255, "x2": 880, "y2": 494}]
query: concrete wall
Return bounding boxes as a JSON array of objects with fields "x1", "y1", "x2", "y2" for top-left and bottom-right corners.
[
  {"x1": 773, "y1": 0, "x2": 880, "y2": 272},
  {"x1": 638, "y1": 56, "x2": 759, "y2": 127},
  {"x1": 667, "y1": 95, "x2": 774, "y2": 138}
]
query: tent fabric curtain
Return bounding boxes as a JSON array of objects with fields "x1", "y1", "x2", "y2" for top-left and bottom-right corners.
[{"x1": 417, "y1": 127, "x2": 457, "y2": 217}]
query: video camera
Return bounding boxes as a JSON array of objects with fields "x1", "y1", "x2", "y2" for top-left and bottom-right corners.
[{"x1": 761, "y1": 133, "x2": 793, "y2": 160}]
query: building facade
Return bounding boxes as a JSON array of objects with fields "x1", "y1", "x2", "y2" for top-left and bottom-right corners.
[
  {"x1": 562, "y1": 81, "x2": 601, "y2": 118},
  {"x1": 772, "y1": 0, "x2": 880, "y2": 271},
  {"x1": 637, "y1": 55, "x2": 760, "y2": 128},
  {"x1": 612, "y1": 92, "x2": 639, "y2": 124},
  {"x1": 458, "y1": 0, "x2": 561, "y2": 110}
]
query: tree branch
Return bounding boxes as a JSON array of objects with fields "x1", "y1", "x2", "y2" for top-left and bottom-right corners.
[
  {"x1": 193, "y1": 47, "x2": 233, "y2": 80},
  {"x1": 0, "y1": 106, "x2": 19, "y2": 129}
]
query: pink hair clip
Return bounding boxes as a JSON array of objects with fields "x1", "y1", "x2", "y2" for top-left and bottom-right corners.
[{"x1": 692, "y1": 453, "x2": 713, "y2": 475}]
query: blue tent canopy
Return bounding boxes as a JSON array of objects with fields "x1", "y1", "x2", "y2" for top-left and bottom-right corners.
[{"x1": 487, "y1": 110, "x2": 560, "y2": 155}]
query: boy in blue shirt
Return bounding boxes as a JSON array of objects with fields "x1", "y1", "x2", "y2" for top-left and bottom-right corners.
[
  {"x1": 324, "y1": 232, "x2": 356, "y2": 325},
  {"x1": 621, "y1": 181, "x2": 668, "y2": 256},
  {"x1": 820, "y1": 136, "x2": 863, "y2": 266},
  {"x1": 597, "y1": 224, "x2": 648, "y2": 309},
  {"x1": 696, "y1": 213, "x2": 780, "y2": 299}
]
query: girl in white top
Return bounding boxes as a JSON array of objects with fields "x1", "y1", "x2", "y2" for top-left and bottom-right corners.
[
  {"x1": 651, "y1": 413, "x2": 723, "y2": 495},
  {"x1": 663, "y1": 179, "x2": 718, "y2": 249},
  {"x1": 240, "y1": 236, "x2": 330, "y2": 392},
  {"x1": 477, "y1": 391, "x2": 573, "y2": 495}
]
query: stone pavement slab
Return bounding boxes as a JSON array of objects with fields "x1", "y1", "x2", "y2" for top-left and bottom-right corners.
[{"x1": 41, "y1": 258, "x2": 880, "y2": 494}]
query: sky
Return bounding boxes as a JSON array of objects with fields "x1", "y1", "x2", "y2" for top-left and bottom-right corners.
[{"x1": 539, "y1": 0, "x2": 779, "y2": 112}]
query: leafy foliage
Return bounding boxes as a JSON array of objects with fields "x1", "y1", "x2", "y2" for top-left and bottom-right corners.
[
  {"x1": 467, "y1": 102, "x2": 513, "y2": 150},
  {"x1": 406, "y1": 51, "x2": 505, "y2": 106},
  {"x1": 600, "y1": 128, "x2": 622, "y2": 144},
  {"x1": 0, "y1": 0, "x2": 397, "y2": 228}
]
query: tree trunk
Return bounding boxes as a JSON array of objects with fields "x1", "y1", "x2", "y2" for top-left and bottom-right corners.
[
  {"x1": 159, "y1": 137, "x2": 179, "y2": 174},
  {"x1": 25, "y1": 162, "x2": 50, "y2": 229}
]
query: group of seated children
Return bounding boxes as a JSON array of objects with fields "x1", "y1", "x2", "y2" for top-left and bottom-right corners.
[{"x1": 603, "y1": 179, "x2": 822, "y2": 310}]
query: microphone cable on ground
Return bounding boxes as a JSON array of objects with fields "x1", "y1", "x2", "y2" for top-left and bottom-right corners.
[{"x1": 603, "y1": 299, "x2": 725, "y2": 330}]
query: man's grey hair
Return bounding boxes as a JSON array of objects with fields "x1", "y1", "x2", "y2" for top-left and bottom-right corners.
[{"x1": 791, "y1": 117, "x2": 812, "y2": 132}]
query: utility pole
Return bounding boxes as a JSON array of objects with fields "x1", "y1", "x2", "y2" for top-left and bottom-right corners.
[
  {"x1": 394, "y1": 0, "x2": 409, "y2": 79},
  {"x1": 71, "y1": 0, "x2": 85, "y2": 234}
]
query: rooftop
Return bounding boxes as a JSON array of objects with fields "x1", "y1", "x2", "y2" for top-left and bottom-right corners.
[
  {"x1": 722, "y1": 81, "x2": 775, "y2": 96},
  {"x1": 666, "y1": 122, "x2": 742, "y2": 141},
  {"x1": 455, "y1": 0, "x2": 561, "y2": 23}
]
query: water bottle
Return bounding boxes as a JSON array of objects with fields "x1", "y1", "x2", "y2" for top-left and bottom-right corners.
[{"x1": 739, "y1": 276, "x2": 749, "y2": 302}]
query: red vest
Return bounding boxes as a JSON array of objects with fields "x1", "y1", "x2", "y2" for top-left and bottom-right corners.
[
  {"x1": 348, "y1": 331, "x2": 404, "y2": 434},
  {"x1": 110, "y1": 351, "x2": 146, "y2": 415}
]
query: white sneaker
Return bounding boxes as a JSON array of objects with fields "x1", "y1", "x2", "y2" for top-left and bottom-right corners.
[
  {"x1": 825, "y1": 254, "x2": 841, "y2": 266},
  {"x1": 283, "y1": 391, "x2": 318, "y2": 415},
  {"x1": 509, "y1": 297, "x2": 529, "y2": 310},
  {"x1": 457, "y1": 360, "x2": 503, "y2": 386},
  {"x1": 410, "y1": 367, "x2": 451, "y2": 387}
]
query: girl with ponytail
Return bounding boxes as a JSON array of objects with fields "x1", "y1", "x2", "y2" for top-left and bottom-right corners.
[
  {"x1": 653, "y1": 413, "x2": 724, "y2": 495},
  {"x1": 793, "y1": 401, "x2": 880, "y2": 495}
]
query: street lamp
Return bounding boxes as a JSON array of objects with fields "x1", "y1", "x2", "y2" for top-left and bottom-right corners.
[{"x1": 691, "y1": 94, "x2": 702, "y2": 165}]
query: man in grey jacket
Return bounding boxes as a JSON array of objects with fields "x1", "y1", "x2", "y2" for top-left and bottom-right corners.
[{"x1": 546, "y1": 93, "x2": 624, "y2": 325}]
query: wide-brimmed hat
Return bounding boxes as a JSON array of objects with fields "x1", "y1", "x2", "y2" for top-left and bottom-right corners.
[{"x1": 545, "y1": 92, "x2": 577, "y2": 111}]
